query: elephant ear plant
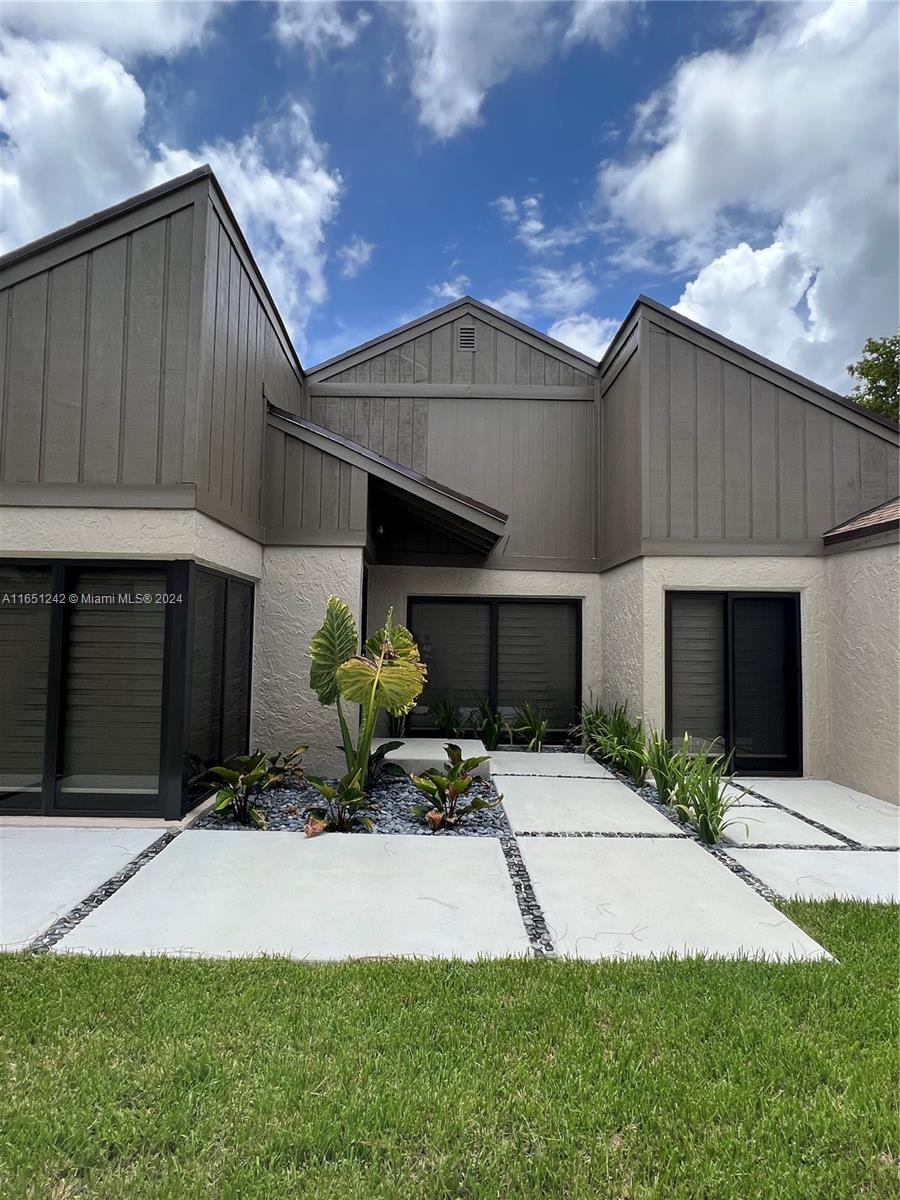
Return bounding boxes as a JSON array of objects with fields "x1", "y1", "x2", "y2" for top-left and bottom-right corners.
[
  {"x1": 307, "y1": 597, "x2": 427, "y2": 832},
  {"x1": 410, "y1": 744, "x2": 500, "y2": 831}
]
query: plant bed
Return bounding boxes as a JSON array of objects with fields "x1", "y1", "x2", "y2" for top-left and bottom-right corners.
[{"x1": 194, "y1": 775, "x2": 512, "y2": 837}]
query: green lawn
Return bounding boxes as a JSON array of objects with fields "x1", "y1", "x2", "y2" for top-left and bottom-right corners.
[{"x1": 1, "y1": 901, "x2": 897, "y2": 1200}]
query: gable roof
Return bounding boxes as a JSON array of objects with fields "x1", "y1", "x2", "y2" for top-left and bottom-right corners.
[
  {"x1": 823, "y1": 495, "x2": 899, "y2": 545},
  {"x1": 267, "y1": 404, "x2": 508, "y2": 552},
  {"x1": 306, "y1": 295, "x2": 599, "y2": 379},
  {"x1": 607, "y1": 295, "x2": 899, "y2": 438}
]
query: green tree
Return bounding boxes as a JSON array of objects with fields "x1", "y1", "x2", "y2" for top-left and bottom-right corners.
[{"x1": 846, "y1": 334, "x2": 899, "y2": 422}]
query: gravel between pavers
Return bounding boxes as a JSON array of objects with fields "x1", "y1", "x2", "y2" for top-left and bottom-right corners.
[{"x1": 194, "y1": 775, "x2": 512, "y2": 837}]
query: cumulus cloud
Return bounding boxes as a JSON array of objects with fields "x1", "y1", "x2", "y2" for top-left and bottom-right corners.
[
  {"x1": 492, "y1": 193, "x2": 584, "y2": 254},
  {"x1": 547, "y1": 312, "x2": 619, "y2": 361},
  {"x1": 402, "y1": 1, "x2": 633, "y2": 139},
  {"x1": 0, "y1": 20, "x2": 343, "y2": 351},
  {"x1": 599, "y1": 1, "x2": 899, "y2": 390},
  {"x1": 429, "y1": 274, "x2": 471, "y2": 302},
  {"x1": 274, "y1": 1, "x2": 370, "y2": 57},
  {"x1": 0, "y1": 0, "x2": 222, "y2": 59},
  {"x1": 485, "y1": 262, "x2": 597, "y2": 319},
  {"x1": 337, "y1": 234, "x2": 375, "y2": 279}
]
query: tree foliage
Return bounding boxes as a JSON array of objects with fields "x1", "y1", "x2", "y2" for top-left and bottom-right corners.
[{"x1": 847, "y1": 334, "x2": 899, "y2": 422}]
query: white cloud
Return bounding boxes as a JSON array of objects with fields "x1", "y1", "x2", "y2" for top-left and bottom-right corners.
[
  {"x1": 428, "y1": 274, "x2": 471, "y2": 302},
  {"x1": 0, "y1": 31, "x2": 342, "y2": 352},
  {"x1": 274, "y1": 1, "x2": 370, "y2": 57},
  {"x1": 547, "y1": 312, "x2": 619, "y2": 361},
  {"x1": 485, "y1": 262, "x2": 597, "y2": 319},
  {"x1": 337, "y1": 234, "x2": 374, "y2": 279},
  {"x1": 599, "y1": 1, "x2": 899, "y2": 390},
  {"x1": 0, "y1": 0, "x2": 222, "y2": 59},
  {"x1": 401, "y1": 1, "x2": 633, "y2": 139},
  {"x1": 491, "y1": 193, "x2": 584, "y2": 254}
]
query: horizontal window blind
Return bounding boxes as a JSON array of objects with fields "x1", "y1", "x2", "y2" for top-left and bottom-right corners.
[
  {"x1": 408, "y1": 601, "x2": 491, "y2": 729},
  {"x1": 0, "y1": 567, "x2": 52, "y2": 802},
  {"x1": 668, "y1": 594, "x2": 726, "y2": 748},
  {"x1": 497, "y1": 603, "x2": 578, "y2": 727}
]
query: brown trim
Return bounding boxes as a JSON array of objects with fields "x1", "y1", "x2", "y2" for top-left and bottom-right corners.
[
  {"x1": 308, "y1": 382, "x2": 595, "y2": 402},
  {"x1": 823, "y1": 517, "x2": 899, "y2": 546},
  {"x1": 823, "y1": 527, "x2": 899, "y2": 554},
  {"x1": 823, "y1": 494, "x2": 900, "y2": 539}
]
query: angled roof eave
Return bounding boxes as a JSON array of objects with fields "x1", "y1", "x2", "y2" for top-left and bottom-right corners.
[
  {"x1": 307, "y1": 295, "x2": 599, "y2": 380},
  {"x1": 823, "y1": 495, "x2": 900, "y2": 544},
  {"x1": 266, "y1": 404, "x2": 508, "y2": 539}
]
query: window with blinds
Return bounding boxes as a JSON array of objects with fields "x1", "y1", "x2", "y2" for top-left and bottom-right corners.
[
  {"x1": 0, "y1": 565, "x2": 52, "y2": 810},
  {"x1": 667, "y1": 593, "x2": 726, "y2": 750},
  {"x1": 58, "y1": 568, "x2": 167, "y2": 801},
  {"x1": 407, "y1": 599, "x2": 580, "y2": 733}
]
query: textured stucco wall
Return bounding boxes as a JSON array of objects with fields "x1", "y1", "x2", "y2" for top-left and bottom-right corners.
[
  {"x1": 366, "y1": 565, "x2": 602, "y2": 704},
  {"x1": 825, "y1": 542, "x2": 899, "y2": 804},
  {"x1": 640, "y1": 557, "x2": 829, "y2": 777},
  {"x1": 598, "y1": 558, "x2": 644, "y2": 714},
  {"x1": 0, "y1": 507, "x2": 262, "y2": 579},
  {"x1": 252, "y1": 546, "x2": 364, "y2": 776}
]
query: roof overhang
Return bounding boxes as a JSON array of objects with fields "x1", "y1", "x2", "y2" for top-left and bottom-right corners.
[{"x1": 267, "y1": 405, "x2": 507, "y2": 557}]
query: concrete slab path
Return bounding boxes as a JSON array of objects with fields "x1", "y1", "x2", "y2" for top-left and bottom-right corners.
[
  {"x1": 499, "y1": 776, "x2": 678, "y2": 834},
  {"x1": 373, "y1": 737, "x2": 491, "y2": 778},
  {"x1": 721, "y1": 806, "x2": 844, "y2": 847},
  {"x1": 730, "y1": 780, "x2": 899, "y2": 845},
  {"x1": 0, "y1": 827, "x2": 159, "y2": 950},
  {"x1": 490, "y1": 751, "x2": 613, "y2": 778},
  {"x1": 52, "y1": 832, "x2": 530, "y2": 960},
  {"x1": 729, "y1": 849, "x2": 899, "y2": 902},
  {"x1": 519, "y1": 837, "x2": 829, "y2": 961}
]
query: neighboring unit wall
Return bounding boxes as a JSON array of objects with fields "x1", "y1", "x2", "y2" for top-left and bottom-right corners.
[
  {"x1": 642, "y1": 316, "x2": 899, "y2": 552},
  {"x1": 252, "y1": 546, "x2": 364, "y2": 776},
  {"x1": 825, "y1": 540, "x2": 899, "y2": 804},
  {"x1": 599, "y1": 333, "x2": 642, "y2": 569},
  {"x1": 366, "y1": 564, "x2": 601, "y2": 701},
  {"x1": 598, "y1": 558, "x2": 644, "y2": 714}
]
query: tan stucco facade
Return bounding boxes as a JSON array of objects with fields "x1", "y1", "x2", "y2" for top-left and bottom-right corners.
[
  {"x1": 825, "y1": 541, "x2": 899, "y2": 804},
  {"x1": 252, "y1": 546, "x2": 364, "y2": 776}
]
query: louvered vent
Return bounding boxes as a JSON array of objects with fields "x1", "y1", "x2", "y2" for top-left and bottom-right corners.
[{"x1": 457, "y1": 325, "x2": 476, "y2": 352}]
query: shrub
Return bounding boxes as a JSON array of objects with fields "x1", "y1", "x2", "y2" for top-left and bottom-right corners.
[
  {"x1": 671, "y1": 750, "x2": 744, "y2": 844},
  {"x1": 430, "y1": 694, "x2": 465, "y2": 738},
  {"x1": 309, "y1": 598, "x2": 426, "y2": 788},
  {"x1": 515, "y1": 702, "x2": 549, "y2": 753},
  {"x1": 472, "y1": 696, "x2": 504, "y2": 752},
  {"x1": 305, "y1": 769, "x2": 375, "y2": 834},
  {"x1": 410, "y1": 743, "x2": 499, "y2": 830},
  {"x1": 210, "y1": 753, "x2": 273, "y2": 829}
]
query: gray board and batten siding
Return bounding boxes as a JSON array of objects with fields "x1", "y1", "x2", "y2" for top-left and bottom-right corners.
[
  {"x1": 597, "y1": 300, "x2": 900, "y2": 570},
  {"x1": 0, "y1": 166, "x2": 304, "y2": 542}
]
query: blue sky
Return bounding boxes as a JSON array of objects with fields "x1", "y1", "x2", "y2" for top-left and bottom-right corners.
[{"x1": 0, "y1": 1, "x2": 897, "y2": 386}]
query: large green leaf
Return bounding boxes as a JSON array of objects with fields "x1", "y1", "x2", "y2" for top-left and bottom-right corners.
[
  {"x1": 309, "y1": 596, "x2": 359, "y2": 705},
  {"x1": 364, "y1": 609, "x2": 421, "y2": 663},
  {"x1": 336, "y1": 654, "x2": 426, "y2": 716}
]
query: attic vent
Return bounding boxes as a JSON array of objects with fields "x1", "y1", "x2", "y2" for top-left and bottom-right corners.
[{"x1": 457, "y1": 325, "x2": 476, "y2": 352}]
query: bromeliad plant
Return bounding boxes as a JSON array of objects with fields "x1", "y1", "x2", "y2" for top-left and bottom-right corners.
[
  {"x1": 304, "y1": 769, "x2": 375, "y2": 835},
  {"x1": 410, "y1": 744, "x2": 499, "y2": 831},
  {"x1": 309, "y1": 597, "x2": 427, "y2": 788},
  {"x1": 515, "y1": 702, "x2": 549, "y2": 753}
]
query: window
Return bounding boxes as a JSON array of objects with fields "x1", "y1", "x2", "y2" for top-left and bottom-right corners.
[
  {"x1": 0, "y1": 565, "x2": 53, "y2": 811},
  {"x1": 407, "y1": 598, "x2": 580, "y2": 734}
]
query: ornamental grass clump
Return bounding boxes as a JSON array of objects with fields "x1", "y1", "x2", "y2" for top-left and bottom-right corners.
[
  {"x1": 584, "y1": 704, "x2": 648, "y2": 787},
  {"x1": 671, "y1": 750, "x2": 745, "y2": 844},
  {"x1": 515, "y1": 702, "x2": 549, "y2": 752},
  {"x1": 410, "y1": 743, "x2": 500, "y2": 831},
  {"x1": 472, "y1": 696, "x2": 504, "y2": 751},
  {"x1": 642, "y1": 730, "x2": 692, "y2": 807}
]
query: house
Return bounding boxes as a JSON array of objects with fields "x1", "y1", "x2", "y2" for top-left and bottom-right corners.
[{"x1": 1, "y1": 165, "x2": 897, "y2": 820}]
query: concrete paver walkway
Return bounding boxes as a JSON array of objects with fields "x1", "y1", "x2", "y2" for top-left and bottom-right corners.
[
  {"x1": 721, "y1": 805, "x2": 844, "y2": 848},
  {"x1": 0, "y1": 827, "x2": 159, "y2": 950},
  {"x1": 489, "y1": 751, "x2": 614, "y2": 778},
  {"x1": 730, "y1": 779, "x2": 899, "y2": 845},
  {"x1": 729, "y1": 848, "x2": 899, "y2": 903},
  {"x1": 53, "y1": 832, "x2": 529, "y2": 960},
  {"x1": 499, "y1": 775, "x2": 678, "y2": 835}
]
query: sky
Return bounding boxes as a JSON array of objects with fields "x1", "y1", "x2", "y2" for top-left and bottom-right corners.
[{"x1": 0, "y1": 0, "x2": 897, "y2": 389}]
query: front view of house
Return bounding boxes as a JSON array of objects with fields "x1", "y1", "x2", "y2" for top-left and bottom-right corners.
[{"x1": 1, "y1": 166, "x2": 898, "y2": 819}]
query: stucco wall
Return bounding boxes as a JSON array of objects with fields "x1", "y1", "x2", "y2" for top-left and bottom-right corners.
[
  {"x1": 640, "y1": 557, "x2": 829, "y2": 778},
  {"x1": 0, "y1": 507, "x2": 263, "y2": 579},
  {"x1": 252, "y1": 546, "x2": 364, "y2": 776},
  {"x1": 825, "y1": 542, "x2": 899, "y2": 804},
  {"x1": 598, "y1": 558, "x2": 644, "y2": 713},
  {"x1": 366, "y1": 565, "x2": 602, "y2": 707}
]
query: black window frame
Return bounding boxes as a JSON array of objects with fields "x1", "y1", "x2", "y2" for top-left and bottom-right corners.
[
  {"x1": 0, "y1": 558, "x2": 254, "y2": 819},
  {"x1": 665, "y1": 590, "x2": 802, "y2": 776},
  {"x1": 406, "y1": 595, "x2": 583, "y2": 737}
]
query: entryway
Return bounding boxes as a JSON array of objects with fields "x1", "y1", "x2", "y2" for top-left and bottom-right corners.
[{"x1": 666, "y1": 591, "x2": 801, "y2": 773}]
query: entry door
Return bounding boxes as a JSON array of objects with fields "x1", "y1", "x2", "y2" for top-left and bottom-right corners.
[{"x1": 667, "y1": 592, "x2": 801, "y2": 773}]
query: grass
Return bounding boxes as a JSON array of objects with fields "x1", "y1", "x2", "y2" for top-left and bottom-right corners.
[{"x1": 0, "y1": 901, "x2": 897, "y2": 1199}]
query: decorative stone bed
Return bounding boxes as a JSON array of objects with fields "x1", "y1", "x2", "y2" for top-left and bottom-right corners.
[{"x1": 194, "y1": 775, "x2": 512, "y2": 837}]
